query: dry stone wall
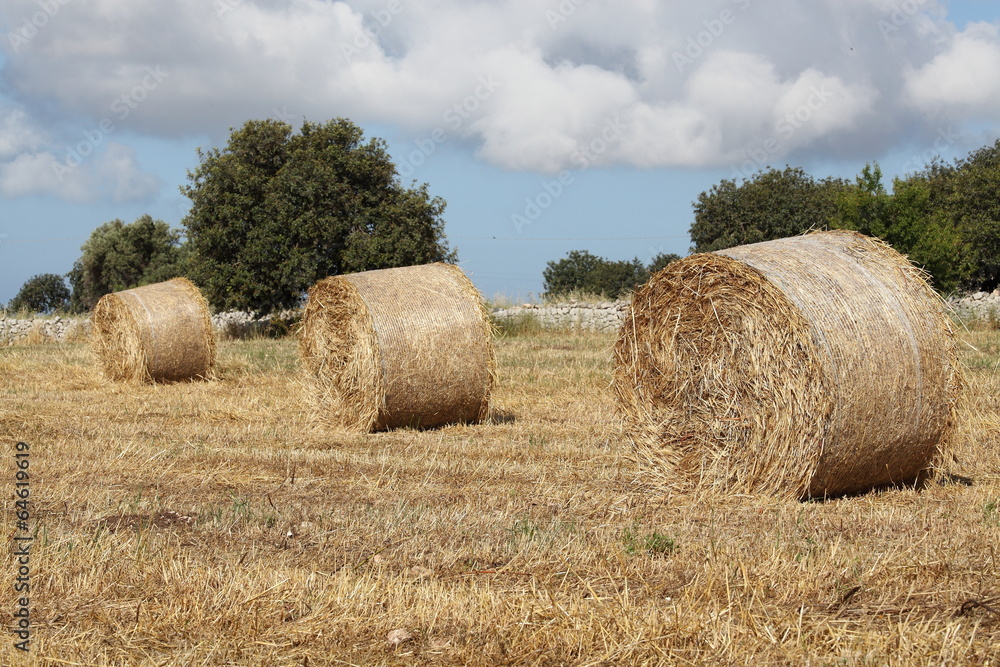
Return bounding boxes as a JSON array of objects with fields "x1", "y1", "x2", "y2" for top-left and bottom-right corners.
[
  {"x1": 491, "y1": 301, "x2": 629, "y2": 333},
  {"x1": 0, "y1": 316, "x2": 90, "y2": 343},
  {"x1": 492, "y1": 291, "x2": 1000, "y2": 334},
  {"x1": 2, "y1": 291, "x2": 996, "y2": 343},
  {"x1": 948, "y1": 289, "x2": 1000, "y2": 322}
]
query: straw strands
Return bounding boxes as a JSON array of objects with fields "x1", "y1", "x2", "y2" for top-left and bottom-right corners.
[
  {"x1": 92, "y1": 278, "x2": 216, "y2": 383},
  {"x1": 613, "y1": 230, "x2": 961, "y2": 499},
  {"x1": 300, "y1": 262, "x2": 495, "y2": 431}
]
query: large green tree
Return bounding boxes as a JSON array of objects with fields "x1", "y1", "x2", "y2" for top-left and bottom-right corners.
[
  {"x1": 913, "y1": 141, "x2": 1000, "y2": 292},
  {"x1": 689, "y1": 166, "x2": 847, "y2": 253},
  {"x1": 68, "y1": 215, "x2": 188, "y2": 311},
  {"x1": 181, "y1": 118, "x2": 456, "y2": 313},
  {"x1": 542, "y1": 250, "x2": 678, "y2": 298},
  {"x1": 833, "y1": 163, "x2": 965, "y2": 292},
  {"x1": 8, "y1": 274, "x2": 71, "y2": 313}
]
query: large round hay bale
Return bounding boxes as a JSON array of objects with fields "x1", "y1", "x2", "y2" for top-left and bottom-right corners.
[
  {"x1": 92, "y1": 278, "x2": 216, "y2": 383},
  {"x1": 613, "y1": 230, "x2": 960, "y2": 498},
  {"x1": 300, "y1": 263, "x2": 495, "y2": 431}
]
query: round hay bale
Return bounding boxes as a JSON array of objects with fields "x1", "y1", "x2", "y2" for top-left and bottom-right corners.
[
  {"x1": 300, "y1": 262, "x2": 495, "y2": 431},
  {"x1": 613, "y1": 230, "x2": 960, "y2": 499},
  {"x1": 92, "y1": 278, "x2": 216, "y2": 383}
]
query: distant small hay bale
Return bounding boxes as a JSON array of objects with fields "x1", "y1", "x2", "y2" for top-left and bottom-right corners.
[
  {"x1": 300, "y1": 263, "x2": 495, "y2": 431},
  {"x1": 92, "y1": 278, "x2": 216, "y2": 383},
  {"x1": 613, "y1": 230, "x2": 961, "y2": 499}
]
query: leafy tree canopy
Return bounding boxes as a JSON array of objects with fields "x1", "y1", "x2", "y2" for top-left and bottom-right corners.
[
  {"x1": 8, "y1": 273, "x2": 71, "y2": 314},
  {"x1": 907, "y1": 140, "x2": 1000, "y2": 292},
  {"x1": 689, "y1": 142, "x2": 1000, "y2": 293},
  {"x1": 689, "y1": 166, "x2": 847, "y2": 253},
  {"x1": 833, "y1": 163, "x2": 965, "y2": 292},
  {"x1": 542, "y1": 250, "x2": 680, "y2": 298},
  {"x1": 648, "y1": 252, "x2": 682, "y2": 274},
  {"x1": 68, "y1": 215, "x2": 188, "y2": 311},
  {"x1": 181, "y1": 118, "x2": 456, "y2": 313}
]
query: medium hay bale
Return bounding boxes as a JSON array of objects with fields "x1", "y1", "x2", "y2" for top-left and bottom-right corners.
[
  {"x1": 613, "y1": 230, "x2": 960, "y2": 499},
  {"x1": 300, "y1": 262, "x2": 495, "y2": 431},
  {"x1": 92, "y1": 278, "x2": 216, "y2": 383}
]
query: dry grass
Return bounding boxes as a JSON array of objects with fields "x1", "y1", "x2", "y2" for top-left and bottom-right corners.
[{"x1": 1, "y1": 325, "x2": 999, "y2": 665}]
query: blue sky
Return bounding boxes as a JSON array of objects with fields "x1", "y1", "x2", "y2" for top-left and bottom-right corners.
[{"x1": 1, "y1": 0, "x2": 999, "y2": 305}]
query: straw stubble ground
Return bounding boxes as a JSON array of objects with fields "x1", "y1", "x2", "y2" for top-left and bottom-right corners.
[{"x1": 1, "y1": 325, "x2": 999, "y2": 665}]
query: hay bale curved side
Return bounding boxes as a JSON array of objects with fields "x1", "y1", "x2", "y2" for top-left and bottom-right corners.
[
  {"x1": 92, "y1": 278, "x2": 216, "y2": 383},
  {"x1": 300, "y1": 263, "x2": 496, "y2": 431},
  {"x1": 613, "y1": 230, "x2": 960, "y2": 498}
]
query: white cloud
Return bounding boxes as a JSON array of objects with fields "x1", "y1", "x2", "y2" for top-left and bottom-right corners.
[
  {"x1": 905, "y1": 22, "x2": 1000, "y2": 112},
  {"x1": 95, "y1": 143, "x2": 162, "y2": 202},
  {"x1": 0, "y1": 0, "x2": 995, "y2": 173},
  {"x1": 0, "y1": 106, "x2": 46, "y2": 159},
  {"x1": 0, "y1": 142, "x2": 161, "y2": 203}
]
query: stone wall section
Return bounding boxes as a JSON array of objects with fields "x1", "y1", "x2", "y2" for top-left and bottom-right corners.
[
  {"x1": 947, "y1": 289, "x2": 1000, "y2": 322},
  {"x1": 0, "y1": 316, "x2": 91, "y2": 343},
  {"x1": 491, "y1": 301, "x2": 629, "y2": 333},
  {"x1": 2, "y1": 291, "x2": 997, "y2": 343}
]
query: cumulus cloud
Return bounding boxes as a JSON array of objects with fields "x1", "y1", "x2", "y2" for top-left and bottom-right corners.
[
  {"x1": 905, "y1": 22, "x2": 1000, "y2": 113},
  {"x1": 0, "y1": 142, "x2": 161, "y2": 203},
  {"x1": 0, "y1": 106, "x2": 46, "y2": 159},
  {"x1": 0, "y1": 0, "x2": 996, "y2": 173}
]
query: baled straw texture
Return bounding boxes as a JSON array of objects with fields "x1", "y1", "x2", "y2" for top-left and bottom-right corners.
[
  {"x1": 613, "y1": 230, "x2": 960, "y2": 499},
  {"x1": 92, "y1": 278, "x2": 216, "y2": 383},
  {"x1": 300, "y1": 263, "x2": 495, "y2": 432}
]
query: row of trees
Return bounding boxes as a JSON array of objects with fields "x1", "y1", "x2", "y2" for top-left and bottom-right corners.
[
  {"x1": 542, "y1": 250, "x2": 679, "y2": 298},
  {"x1": 9, "y1": 126, "x2": 1000, "y2": 311},
  {"x1": 690, "y1": 140, "x2": 1000, "y2": 293},
  {"x1": 7, "y1": 118, "x2": 455, "y2": 315},
  {"x1": 549, "y1": 138, "x2": 1000, "y2": 298}
]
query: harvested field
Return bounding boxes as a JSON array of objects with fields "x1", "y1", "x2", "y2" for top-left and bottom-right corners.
[{"x1": 1, "y1": 323, "x2": 999, "y2": 664}]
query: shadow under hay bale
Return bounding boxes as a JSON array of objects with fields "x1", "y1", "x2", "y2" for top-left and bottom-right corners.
[
  {"x1": 92, "y1": 278, "x2": 216, "y2": 383},
  {"x1": 300, "y1": 263, "x2": 496, "y2": 432},
  {"x1": 613, "y1": 230, "x2": 961, "y2": 499}
]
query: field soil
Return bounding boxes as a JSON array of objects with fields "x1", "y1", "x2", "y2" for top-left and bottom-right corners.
[{"x1": 1, "y1": 326, "x2": 999, "y2": 665}]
